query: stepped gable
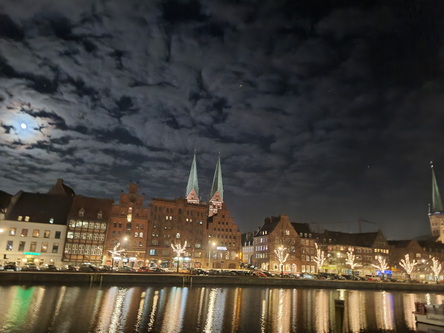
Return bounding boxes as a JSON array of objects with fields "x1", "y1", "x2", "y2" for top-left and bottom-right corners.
[{"x1": 5, "y1": 191, "x2": 73, "y2": 225}]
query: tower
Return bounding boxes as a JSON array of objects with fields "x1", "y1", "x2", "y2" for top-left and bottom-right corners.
[
  {"x1": 429, "y1": 162, "x2": 444, "y2": 239},
  {"x1": 209, "y1": 154, "x2": 224, "y2": 217},
  {"x1": 185, "y1": 151, "x2": 200, "y2": 204}
]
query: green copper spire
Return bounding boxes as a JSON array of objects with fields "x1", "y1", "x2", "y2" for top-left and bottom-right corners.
[
  {"x1": 186, "y1": 151, "x2": 199, "y2": 203},
  {"x1": 431, "y1": 161, "x2": 443, "y2": 213},
  {"x1": 210, "y1": 154, "x2": 223, "y2": 201}
]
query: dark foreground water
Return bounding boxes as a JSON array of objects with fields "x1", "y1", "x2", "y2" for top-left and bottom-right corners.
[{"x1": 0, "y1": 284, "x2": 443, "y2": 333}]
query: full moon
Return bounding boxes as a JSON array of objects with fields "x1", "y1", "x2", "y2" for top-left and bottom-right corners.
[{"x1": 20, "y1": 123, "x2": 27, "y2": 129}]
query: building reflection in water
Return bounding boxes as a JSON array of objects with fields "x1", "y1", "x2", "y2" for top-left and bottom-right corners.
[{"x1": 1, "y1": 284, "x2": 443, "y2": 332}]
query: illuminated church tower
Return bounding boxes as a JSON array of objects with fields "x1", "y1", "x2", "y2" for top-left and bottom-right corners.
[
  {"x1": 429, "y1": 162, "x2": 444, "y2": 240},
  {"x1": 185, "y1": 151, "x2": 200, "y2": 204},
  {"x1": 209, "y1": 154, "x2": 224, "y2": 217}
]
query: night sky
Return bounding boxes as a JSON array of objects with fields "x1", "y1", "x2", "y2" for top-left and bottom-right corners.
[{"x1": 1, "y1": 0, "x2": 444, "y2": 240}]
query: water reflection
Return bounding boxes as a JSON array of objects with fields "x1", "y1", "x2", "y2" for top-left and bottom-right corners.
[{"x1": 0, "y1": 284, "x2": 441, "y2": 332}]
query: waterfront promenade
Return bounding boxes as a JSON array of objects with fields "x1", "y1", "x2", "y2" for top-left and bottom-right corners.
[{"x1": 1, "y1": 271, "x2": 443, "y2": 292}]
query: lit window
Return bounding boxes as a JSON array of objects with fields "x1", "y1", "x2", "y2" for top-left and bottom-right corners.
[
  {"x1": 18, "y1": 216, "x2": 23, "y2": 221},
  {"x1": 32, "y1": 230, "x2": 40, "y2": 238},
  {"x1": 25, "y1": 216, "x2": 30, "y2": 222},
  {"x1": 9, "y1": 228, "x2": 16, "y2": 236},
  {"x1": 139, "y1": 232, "x2": 143, "y2": 238},
  {"x1": 21, "y1": 229, "x2": 28, "y2": 237},
  {"x1": 6, "y1": 241, "x2": 13, "y2": 251},
  {"x1": 44, "y1": 230, "x2": 50, "y2": 238},
  {"x1": 49, "y1": 218, "x2": 54, "y2": 224}
]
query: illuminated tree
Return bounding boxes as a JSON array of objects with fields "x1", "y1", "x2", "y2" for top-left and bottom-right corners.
[
  {"x1": 171, "y1": 241, "x2": 188, "y2": 272},
  {"x1": 108, "y1": 242, "x2": 125, "y2": 267},
  {"x1": 399, "y1": 254, "x2": 418, "y2": 282},
  {"x1": 345, "y1": 251, "x2": 358, "y2": 271},
  {"x1": 372, "y1": 256, "x2": 389, "y2": 280},
  {"x1": 430, "y1": 257, "x2": 442, "y2": 282},
  {"x1": 313, "y1": 243, "x2": 326, "y2": 272},
  {"x1": 274, "y1": 246, "x2": 289, "y2": 277}
]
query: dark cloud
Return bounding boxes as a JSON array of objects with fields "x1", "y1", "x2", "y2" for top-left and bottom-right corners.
[{"x1": 0, "y1": 0, "x2": 443, "y2": 240}]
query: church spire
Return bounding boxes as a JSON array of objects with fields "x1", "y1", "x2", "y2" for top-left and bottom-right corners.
[
  {"x1": 431, "y1": 161, "x2": 443, "y2": 213},
  {"x1": 209, "y1": 154, "x2": 224, "y2": 216},
  {"x1": 185, "y1": 151, "x2": 199, "y2": 204}
]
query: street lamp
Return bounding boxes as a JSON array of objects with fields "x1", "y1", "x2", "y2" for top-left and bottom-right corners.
[{"x1": 209, "y1": 242, "x2": 216, "y2": 269}]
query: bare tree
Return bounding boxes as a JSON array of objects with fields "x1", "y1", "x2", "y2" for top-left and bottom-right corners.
[
  {"x1": 372, "y1": 256, "x2": 389, "y2": 281},
  {"x1": 313, "y1": 243, "x2": 326, "y2": 273},
  {"x1": 274, "y1": 246, "x2": 289, "y2": 277},
  {"x1": 430, "y1": 257, "x2": 442, "y2": 282},
  {"x1": 399, "y1": 254, "x2": 417, "y2": 282}
]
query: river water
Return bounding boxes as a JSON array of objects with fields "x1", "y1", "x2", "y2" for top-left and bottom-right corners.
[{"x1": 0, "y1": 284, "x2": 442, "y2": 332}]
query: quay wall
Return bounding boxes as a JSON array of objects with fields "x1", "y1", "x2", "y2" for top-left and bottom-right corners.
[{"x1": 1, "y1": 272, "x2": 444, "y2": 292}]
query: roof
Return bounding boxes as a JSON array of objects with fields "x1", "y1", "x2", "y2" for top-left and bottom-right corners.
[
  {"x1": 0, "y1": 190, "x2": 12, "y2": 211},
  {"x1": 210, "y1": 155, "x2": 223, "y2": 201},
  {"x1": 291, "y1": 222, "x2": 312, "y2": 235},
  {"x1": 322, "y1": 230, "x2": 386, "y2": 248},
  {"x1": 5, "y1": 191, "x2": 73, "y2": 225},
  {"x1": 68, "y1": 195, "x2": 114, "y2": 220},
  {"x1": 186, "y1": 153, "x2": 199, "y2": 199}
]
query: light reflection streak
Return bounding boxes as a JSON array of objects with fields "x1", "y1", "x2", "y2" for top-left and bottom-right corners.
[
  {"x1": 49, "y1": 286, "x2": 66, "y2": 329},
  {"x1": 291, "y1": 289, "x2": 298, "y2": 332},
  {"x1": 230, "y1": 288, "x2": 241, "y2": 333},
  {"x1": 109, "y1": 287, "x2": 127, "y2": 333},
  {"x1": 374, "y1": 291, "x2": 394, "y2": 331},
  {"x1": 96, "y1": 287, "x2": 119, "y2": 332},
  {"x1": 402, "y1": 293, "x2": 417, "y2": 330},
  {"x1": 196, "y1": 288, "x2": 206, "y2": 331},
  {"x1": 147, "y1": 290, "x2": 160, "y2": 332},
  {"x1": 135, "y1": 291, "x2": 146, "y2": 331},
  {"x1": 260, "y1": 298, "x2": 267, "y2": 333},
  {"x1": 313, "y1": 289, "x2": 329, "y2": 333},
  {"x1": 204, "y1": 288, "x2": 218, "y2": 332},
  {"x1": 345, "y1": 290, "x2": 366, "y2": 333},
  {"x1": 88, "y1": 289, "x2": 104, "y2": 332},
  {"x1": 160, "y1": 287, "x2": 188, "y2": 333}
]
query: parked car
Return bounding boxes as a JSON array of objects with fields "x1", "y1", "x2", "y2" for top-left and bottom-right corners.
[
  {"x1": 191, "y1": 268, "x2": 208, "y2": 275},
  {"x1": 137, "y1": 266, "x2": 151, "y2": 273},
  {"x1": 253, "y1": 271, "x2": 267, "y2": 277},
  {"x1": 40, "y1": 264, "x2": 59, "y2": 271},
  {"x1": 79, "y1": 263, "x2": 99, "y2": 272},
  {"x1": 3, "y1": 263, "x2": 17, "y2": 271},
  {"x1": 61, "y1": 265, "x2": 78, "y2": 272},
  {"x1": 22, "y1": 263, "x2": 39, "y2": 271},
  {"x1": 98, "y1": 265, "x2": 113, "y2": 272},
  {"x1": 117, "y1": 266, "x2": 136, "y2": 273}
]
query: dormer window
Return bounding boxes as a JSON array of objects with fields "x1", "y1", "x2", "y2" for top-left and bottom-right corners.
[
  {"x1": 25, "y1": 216, "x2": 30, "y2": 222},
  {"x1": 79, "y1": 208, "x2": 85, "y2": 217},
  {"x1": 18, "y1": 216, "x2": 23, "y2": 221},
  {"x1": 49, "y1": 218, "x2": 54, "y2": 224},
  {"x1": 97, "y1": 211, "x2": 103, "y2": 219}
]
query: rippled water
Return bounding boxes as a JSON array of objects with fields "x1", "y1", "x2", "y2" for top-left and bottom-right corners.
[{"x1": 0, "y1": 284, "x2": 442, "y2": 332}]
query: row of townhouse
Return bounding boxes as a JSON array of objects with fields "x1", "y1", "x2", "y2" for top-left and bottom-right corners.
[
  {"x1": 241, "y1": 214, "x2": 444, "y2": 280},
  {"x1": 0, "y1": 154, "x2": 242, "y2": 270}
]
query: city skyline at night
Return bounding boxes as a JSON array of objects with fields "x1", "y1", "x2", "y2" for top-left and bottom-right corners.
[{"x1": 1, "y1": 0, "x2": 444, "y2": 239}]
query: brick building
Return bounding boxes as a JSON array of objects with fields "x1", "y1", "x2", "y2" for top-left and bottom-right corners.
[{"x1": 104, "y1": 183, "x2": 148, "y2": 268}]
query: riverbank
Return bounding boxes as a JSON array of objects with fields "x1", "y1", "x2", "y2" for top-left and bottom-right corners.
[{"x1": 1, "y1": 271, "x2": 444, "y2": 292}]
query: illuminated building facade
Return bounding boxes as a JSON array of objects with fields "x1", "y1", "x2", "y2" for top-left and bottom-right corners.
[
  {"x1": 104, "y1": 182, "x2": 148, "y2": 267},
  {"x1": 0, "y1": 179, "x2": 73, "y2": 267},
  {"x1": 429, "y1": 163, "x2": 444, "y2": 238},
  {"x1": 63, "y1": 195, "x2": 113, "y2": 265},
  {"x1": 253, "y1": 215, "x2": 301, "y2": 273}
]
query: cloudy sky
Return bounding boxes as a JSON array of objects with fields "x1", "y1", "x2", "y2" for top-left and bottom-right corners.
[{"x1": 1, "y1": 0, "x2": 444, "y2": 240}]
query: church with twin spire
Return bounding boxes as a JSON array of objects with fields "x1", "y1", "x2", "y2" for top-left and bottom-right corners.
[{"x1": 140, "y1": 152, "x2": 241, "y2": 270}]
